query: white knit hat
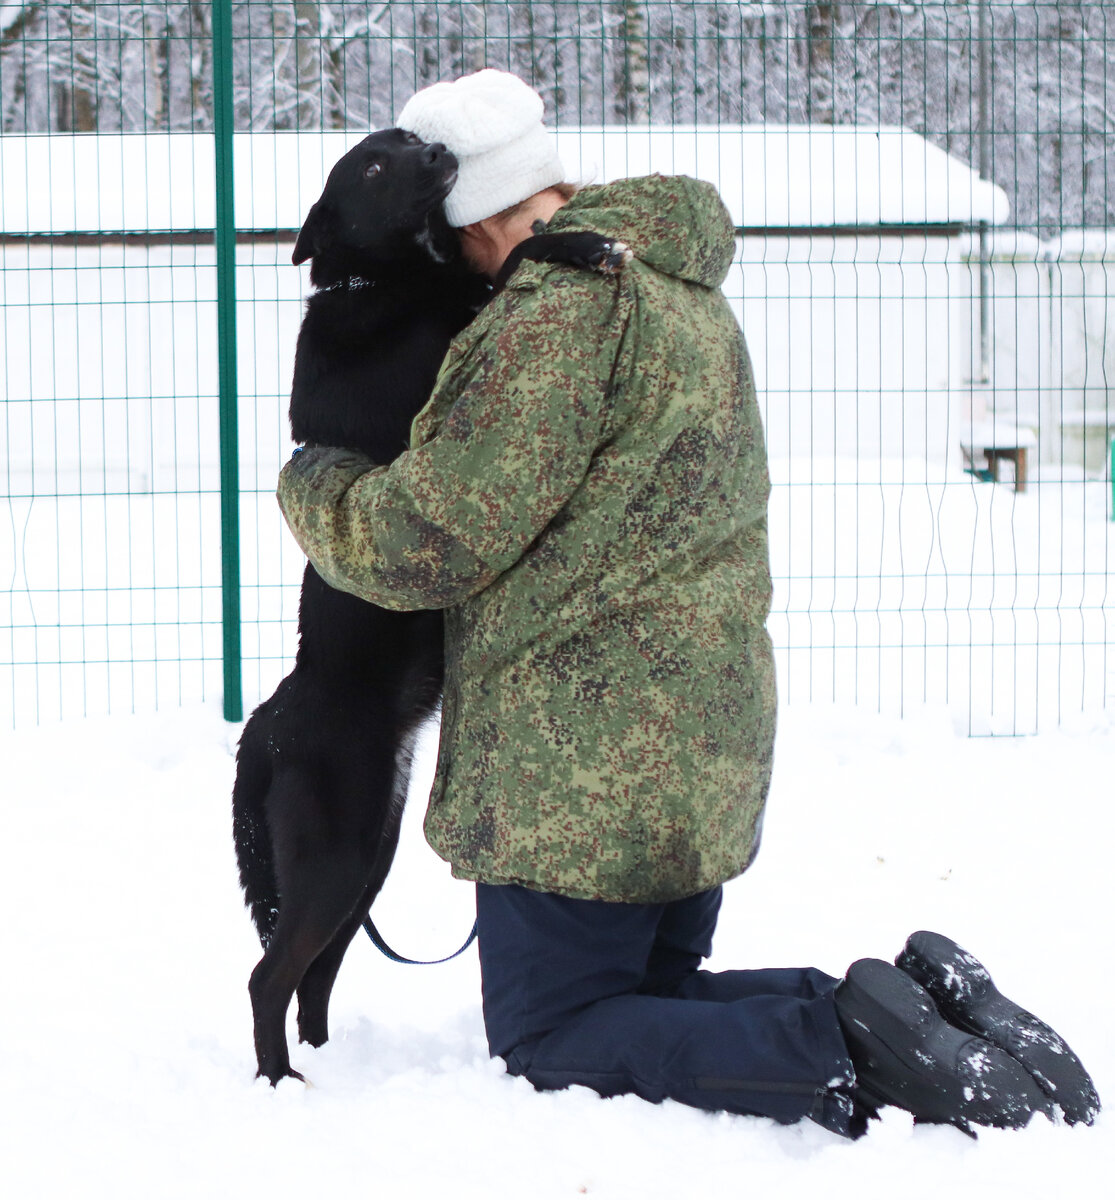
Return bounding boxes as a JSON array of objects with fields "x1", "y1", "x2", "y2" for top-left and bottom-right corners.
[{"x1": 397, "y1": 69, "x2": 566, "y2": 227}]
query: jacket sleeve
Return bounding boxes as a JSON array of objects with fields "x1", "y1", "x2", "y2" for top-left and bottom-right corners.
[{"x1": 276, "y1": 270, "x2": 625, "y2": 611}]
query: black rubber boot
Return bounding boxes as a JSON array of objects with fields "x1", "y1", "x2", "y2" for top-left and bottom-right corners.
[
  {"x1": 896, "y1": 931, "x2": 1101, "y2": 1126},
  {"x1": 835, "y1": 958, "x2": 1054, "y2": 1132}
]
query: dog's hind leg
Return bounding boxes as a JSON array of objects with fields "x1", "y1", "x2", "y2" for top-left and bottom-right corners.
[
  {"x1": 295, "y1": 879, "x2": 381, "y2": 1048},
  {"x1": 295, "y1": 798, "x2": 405, "y2": 1048},
  {"x1": 247, "y1": 770, "x2": 378, "y2": 1085},
  {"x1": 294, "y1": 911, "x2": 364, "y2": 1049},
  {"x1": 249, "y1": 861, "x2": 373, "y2": 1083}
]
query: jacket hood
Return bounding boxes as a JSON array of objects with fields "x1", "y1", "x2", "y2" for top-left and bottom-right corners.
[{"x1": 546, "y1": 174, "x2": 736, "y2": 289}]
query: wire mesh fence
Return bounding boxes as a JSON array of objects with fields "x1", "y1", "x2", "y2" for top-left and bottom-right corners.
[{"x1": 2, "y1": 2, "x2": 1112, "y2": 733}]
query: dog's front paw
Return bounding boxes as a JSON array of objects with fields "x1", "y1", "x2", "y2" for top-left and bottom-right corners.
[
  {"x1": 555, "y1": 232, "x2": 632, "y2": 274},
  {"x1": 590, "y1": 239, "x2": 633, "y2": 274},
  {"x1": 511, "y1": 230, "x2": 633, "y2": 287}
]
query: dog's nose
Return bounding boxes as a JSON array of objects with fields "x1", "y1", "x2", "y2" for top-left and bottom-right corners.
[{"x1": 422, "y1": 142, "x2": 448, "y2": 165}]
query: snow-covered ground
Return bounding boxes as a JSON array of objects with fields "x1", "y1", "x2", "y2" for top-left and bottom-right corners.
[{"x1": 3, "y1": 697, "x2": 1111, "y2": 1199}]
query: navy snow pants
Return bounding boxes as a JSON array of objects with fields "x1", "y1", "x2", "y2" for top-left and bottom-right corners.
[{"x1": 476, "y1": 882, "x2": 855, "y2": 1130}]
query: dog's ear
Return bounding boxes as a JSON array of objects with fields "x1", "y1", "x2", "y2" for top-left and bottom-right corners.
[{"x1": 292, "y1": 200, "x2": 333, "y2": 265}]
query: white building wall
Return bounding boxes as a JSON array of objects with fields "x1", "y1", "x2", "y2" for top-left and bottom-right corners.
[
  {"x1": 958, "y1": 231, "x2": 1114, "y2": 476},
  {"x1": 1, "y1": 242, "x2": 303, "y2": 493},
  {"x1": 5, "y1": 230, "x2": 1109, "y2": 491},
  {"x1": 957, "y1": 233, "x2": 1051, "y2": 456},
  {"x1": 726, "y1": 233, "x2": 962, "y2": 468},
  {"x1": 1048, "y1": 232, "x2": 1115, "y2": 476}
]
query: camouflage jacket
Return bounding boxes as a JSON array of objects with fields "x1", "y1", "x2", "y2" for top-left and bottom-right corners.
[{"x1": 277, "y1": 174, "x2": 775, "y2": 903}]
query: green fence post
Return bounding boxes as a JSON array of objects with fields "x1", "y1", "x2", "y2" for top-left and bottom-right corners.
[{"x1": 213, "y1": 0, "x2": 242, "y2": 722}]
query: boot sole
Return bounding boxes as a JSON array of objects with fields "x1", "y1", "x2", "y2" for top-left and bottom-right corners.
[
  {"x1": 897, "y1": 931, "x2": 1100, "y2": 1126},
  {"x1": 839, "y1": 958, "x2": 1051, "y2": 1130}
]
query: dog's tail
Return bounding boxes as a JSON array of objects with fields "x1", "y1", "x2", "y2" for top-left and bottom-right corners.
[{"x1": 231, "y1": 727, "x2": 281, "y2": 949}]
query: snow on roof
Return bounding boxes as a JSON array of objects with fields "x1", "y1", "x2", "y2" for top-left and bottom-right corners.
[
  {"x1": 0, "y1": 125, "x2": 1008, "y2": 236},
  {"x1": 559, "y1": 126, "x2": 1008, "y2": 227}
]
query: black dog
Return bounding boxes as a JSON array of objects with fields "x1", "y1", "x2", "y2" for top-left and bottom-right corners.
[{"x1": 232, "y1": 129, "x2": 626, "y2": 1085}]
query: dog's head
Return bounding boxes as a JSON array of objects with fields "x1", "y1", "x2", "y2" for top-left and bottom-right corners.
[{"x1": 292, "y1": 129, "x2": 459, "y2": 283}]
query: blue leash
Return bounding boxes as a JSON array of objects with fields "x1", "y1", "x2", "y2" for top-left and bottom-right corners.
[{"x1": 362, "y1": 914, "x2": 477, "y2": 965}]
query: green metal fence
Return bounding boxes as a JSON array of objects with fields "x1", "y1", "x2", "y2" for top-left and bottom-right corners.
[{"x1": 2, "y1": 3, "x2": 1112, "y2": 734}]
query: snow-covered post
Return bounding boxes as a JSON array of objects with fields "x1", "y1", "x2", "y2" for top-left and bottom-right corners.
[{"x1": 213, "y1": 0, "x2": 242, "y2": 722}]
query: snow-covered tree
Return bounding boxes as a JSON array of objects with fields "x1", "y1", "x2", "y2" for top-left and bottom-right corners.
[
  {"x1": 0, "y1": 2, "x2": 211, "y2": 132},
  {"x1": 0, "y1": 2, "x2": 1111, "y2": 234}
]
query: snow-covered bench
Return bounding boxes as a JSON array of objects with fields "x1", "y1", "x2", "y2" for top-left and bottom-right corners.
[{"x1": 960, "y1": 422, "x2": 1038, "y2": 493}]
